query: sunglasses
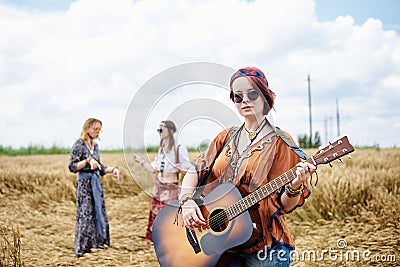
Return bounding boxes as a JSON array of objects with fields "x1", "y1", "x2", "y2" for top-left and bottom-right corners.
[
  {"x1": 233, "y1": 90, "x2": 260, "y2": 103},
  {"x1": 157, "y1": 128, "x2": 163, "y2": 133},
  {"x1": 92, "y1": 128, "x2": 102, "y2": 133}
]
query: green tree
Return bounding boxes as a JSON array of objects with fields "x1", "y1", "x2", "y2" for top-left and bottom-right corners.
[{"x1": 298, "y1": 131, "x2": 321, "y2": 148}]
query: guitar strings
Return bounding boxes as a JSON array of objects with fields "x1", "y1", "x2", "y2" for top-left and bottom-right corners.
[
  {"x1": 208, "y1": 145, "x2": 327, "y2": 229},
  {"x1": 208, "y1": 142, "x2": 345, "y2": 229},
  {"x1": 208, "y1": 211, "x2": 226, "y2": 230},
  {"x1": 207, "y1": 165, "x2": 302, "y2": 230},
  {"x1": 209, "y1": 181, "x2": 284, "y2": 228}
]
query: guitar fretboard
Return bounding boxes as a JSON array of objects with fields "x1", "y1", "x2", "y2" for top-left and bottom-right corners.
[{"x1": 225, "y1": 157, "x2": 312, "y2": 221}]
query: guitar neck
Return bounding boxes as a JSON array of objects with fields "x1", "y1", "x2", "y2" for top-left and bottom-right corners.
[{"x1": 225, "y1": 157, "x2": 313, "y2": 221}]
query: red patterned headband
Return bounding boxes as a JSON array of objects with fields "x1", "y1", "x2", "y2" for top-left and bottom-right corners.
[{"x1": 230, "y1": 69, "x2": 269, "y2": 87}]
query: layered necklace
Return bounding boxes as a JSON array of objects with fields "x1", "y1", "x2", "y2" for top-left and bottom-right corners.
[
  {"x1": 243, "y1": 118, "x2": 267, "y2": 143},
  {"x1": 159, "y1": 142, "x2": 170, "y2": 177}
]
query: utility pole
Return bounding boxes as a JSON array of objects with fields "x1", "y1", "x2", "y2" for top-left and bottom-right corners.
[
  {"x1": 336, "y1": 98, "x2": 340, "y2": 137},
  {"x1": 324, "y1": 117, "x2": 328, "y2": 145},
  {"x1": 307, "y1": 74, "x2": 312, "y2": 147}
]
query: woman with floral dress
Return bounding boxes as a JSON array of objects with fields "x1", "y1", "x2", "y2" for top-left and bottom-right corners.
[{"x1": 69, "y1": 118, "x2": 120, "y2": 257}]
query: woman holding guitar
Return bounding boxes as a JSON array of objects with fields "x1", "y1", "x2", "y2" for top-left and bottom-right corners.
[{"x1": 178, "y1": 67, "x2": 316, "y2": 266}]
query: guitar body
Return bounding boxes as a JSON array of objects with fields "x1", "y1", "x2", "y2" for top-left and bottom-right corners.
[{"x1": 153, "y1": 182, "x2": 253, "y2": 267}]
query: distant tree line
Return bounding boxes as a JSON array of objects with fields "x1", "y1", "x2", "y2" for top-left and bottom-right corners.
[
  {"x1": 0, "y1": 144, "x2": 201, "y2": 156},
  {"x1": 298, "y1": 131, "x2": 321, "y2": 149},
  {"x1": 0, "y1": 144, "x2": 70, "y2": 156},
  {"x1": 0, "y1": 138, "x2": 390, "y2": 156},
  {"x1": 0, "y1": 144, "x2": 123, "y2": 156}
]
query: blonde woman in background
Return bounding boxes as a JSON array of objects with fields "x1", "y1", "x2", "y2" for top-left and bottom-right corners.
[{"x1": 69, "y1": 118, "x2": 120, "y2": 257}]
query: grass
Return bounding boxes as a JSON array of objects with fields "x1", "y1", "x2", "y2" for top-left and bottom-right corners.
[
  {"x1": 0, "y1": 149, "x2": 399, "y2": 266},
  {"x1": 1, "y1": 223, "x2": 22, "y2": 267},
  {"x1": 290, "y1": 148, "x2": 400, "y2": 222}
]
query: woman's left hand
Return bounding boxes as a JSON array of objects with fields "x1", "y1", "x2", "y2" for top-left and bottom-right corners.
[
  {"x1": 112, "y1": 167, "x2": 120, "y2": 180},
  {"x1": 290, "y1": 162, "x2": 316, "y2": 188}
]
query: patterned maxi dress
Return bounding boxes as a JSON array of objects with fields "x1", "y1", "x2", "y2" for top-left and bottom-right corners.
[{"x1": 69, "y1": 139, "x2": 110, "y2": 257}]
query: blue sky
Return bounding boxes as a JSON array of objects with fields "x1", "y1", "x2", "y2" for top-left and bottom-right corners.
[
  {"x1": 315, "y1": 0, "x2": 400, "y2": 32},
  {"x1": 0, "y1": 0, "x2": 76, "y2": 11},
  {"x1": 0, "y1": 0, "x2": 399, "y2": 149}
]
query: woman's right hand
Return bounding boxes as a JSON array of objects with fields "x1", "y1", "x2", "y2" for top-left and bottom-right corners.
[
  {"x1": 133, "y1": 154, "x2": 144, "y2": 165},
  {"x1": 88, "y1": 158, "x2": 102, "y2": 170},
  {"x1": 181, "y1": 199, "x2": 206, "y2": 229}
]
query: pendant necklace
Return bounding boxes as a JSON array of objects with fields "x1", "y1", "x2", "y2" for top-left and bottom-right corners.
[
  {"x1": 86, "y1": 141, "x2": 94, "y2": 154},
  {"x1": 244, "y1": 118, "x2": 267, "y2": 143}
]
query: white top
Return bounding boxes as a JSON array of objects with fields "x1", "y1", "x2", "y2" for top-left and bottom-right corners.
[{"x1": 151, "y1": 144, "x2": 192, "y2": 172}]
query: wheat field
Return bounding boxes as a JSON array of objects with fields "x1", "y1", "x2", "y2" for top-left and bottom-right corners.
[{"x1": 1, "y1": 148, "x2": 399, "y2": 266}]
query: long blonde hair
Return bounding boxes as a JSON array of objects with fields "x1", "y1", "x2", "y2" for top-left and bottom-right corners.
[{"x1": 79, "y1": 118, "x2": 102, "y2": 143}]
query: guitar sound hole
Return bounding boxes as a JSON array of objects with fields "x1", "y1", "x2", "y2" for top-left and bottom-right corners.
[{"x1": 209, "y1": 209, "x2": 228, "y2": 232}]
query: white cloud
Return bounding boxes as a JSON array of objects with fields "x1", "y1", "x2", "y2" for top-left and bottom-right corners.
[{"x1": 0, "y1": 0, "x2": 399, "y2": 149}]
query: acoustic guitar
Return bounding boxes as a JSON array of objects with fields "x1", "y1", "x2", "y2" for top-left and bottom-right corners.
[{"x1": 153, "y1": 136, "x2": 354, "y2": 267}]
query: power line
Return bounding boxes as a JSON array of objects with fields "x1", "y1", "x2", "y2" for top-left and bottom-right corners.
[
  {"x1": 307, "y1": 74, "x2": 312, "y2": 147},
  {"x1": 336, "y1": 98, "x2": 341, "y2": 137}
]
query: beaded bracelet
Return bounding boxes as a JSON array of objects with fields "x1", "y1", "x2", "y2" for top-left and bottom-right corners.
[
  {"x1": 285, "y1": 183, "x2": 304, "y2": 198},
  {"x1": 179, "y1": 193, "x2": 193, "y2": 206}
]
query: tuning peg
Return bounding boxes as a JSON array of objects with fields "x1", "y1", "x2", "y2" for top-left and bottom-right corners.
[
  {"x1": 347, "y1": 154, "x2": 352, "y2": 159},
  {"x1": 329, "y1": 162, "x2": 333, "y2": 168},
  {"x1": 337, "y1": 158, "x2": 343, "y2": 163}
]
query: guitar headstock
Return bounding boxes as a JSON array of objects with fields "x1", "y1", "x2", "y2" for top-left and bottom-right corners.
[{"x1": 312, "y1": 136, "x2": 355, "y2": 166}]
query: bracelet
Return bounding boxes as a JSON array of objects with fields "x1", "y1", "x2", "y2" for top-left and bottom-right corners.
[
  {"x1": 285, "y1": 183, "x2": 304, "y2": 198},
  {"x1": 179, "y1": 193, "x2": 193, "y2": 206}
]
